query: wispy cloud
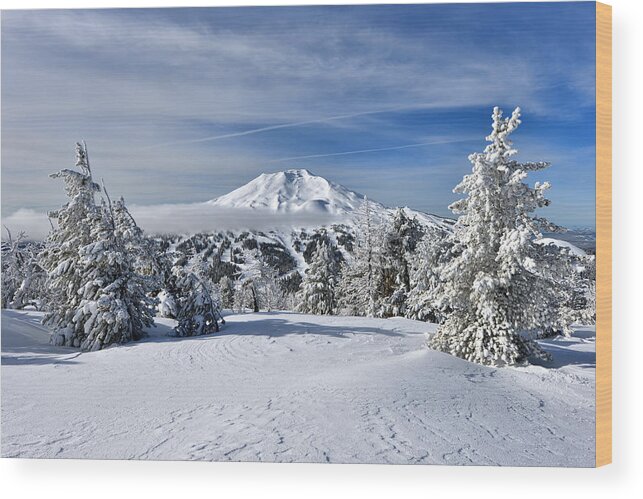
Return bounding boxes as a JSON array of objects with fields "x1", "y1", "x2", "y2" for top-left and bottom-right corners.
[
  {"x1": 1, "y1": 204, "x2": 341, "y2": 241},
  {"x1": 268, "y1": 138, "x2": 477, "y2": 164},
  {"x1": 1, "y1": 4, "x2": 597, "y2": 228},
  {"x1": 145, "y1": 108, "x2": 416, "y2": 149}
]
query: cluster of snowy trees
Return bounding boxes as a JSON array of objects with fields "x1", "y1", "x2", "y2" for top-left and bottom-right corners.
[
  {"x1": 333, "y1": 203, "x2": 425, "y2": 318},
  {"x1": 233, "y1": 249, "x2": 286, "y2": 313},
  {"x1": 293, "y1": 200, "x2": 431, "y2": 319},
  {"x1": 1, "y1": 107, "x2": 596, "y2": 366},
  {"x1": 147, "y1": 235, "x2": 298, "y2": 320},
  {"x1": 2, "y1": 143, "x2": 223, "y2": 351},
  {"x1": 292, "y1": 107, "x2": 596, "y2": 366},
  {"x1": 1, "y1": 227, "x2": 45, "y2": 310}
]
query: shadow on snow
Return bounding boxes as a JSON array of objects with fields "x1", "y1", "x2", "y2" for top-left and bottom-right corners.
[
  {"x1": 140, "y1": 312, "x2": 405, "y2": 347},
  {"x1": 2, "y1": 310, "x2": 593, "y2": 371},
  {"x1": 1, "y1": 310, "x2": 81, "y2": 366},
  {"x1": 532, "y1": 336, "x2": 596, "y2": 369}
]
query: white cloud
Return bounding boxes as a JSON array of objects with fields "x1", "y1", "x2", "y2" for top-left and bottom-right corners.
[
  {"x1": 1, "y1": 209, "x2": 52, "y2": 241},
  {"x1": 1, "y1": 204, "x2": 340, "y2": 241}
]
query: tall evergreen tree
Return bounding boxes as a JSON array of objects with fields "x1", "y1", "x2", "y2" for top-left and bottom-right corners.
[
  {"x1": 1, "y1": 227, "x2": 27, "y2": 309},
  {"x1": 112, "y1": 197, "x2": 161, "y2": 279},
  {"x1": 40, "y1": 142, "x2": 102, "y2": 346},
  {"x1": 376, "y1": 208, "x2": 423, "y2": 318},
  {"x1": 537, "y1": 245, "x2": 595, "y2": 333},
  {"x1": 218, "y1": 275, "x2": 235, "y2": 310},
  {"x1": 297, "y1": 240, "x2": 339, "y2": 315},
  {"x1": 429, "y1": 107, "x2": 564, "y2": 366},
  {"x1": 576, "y1": 254, "x2": 596, "y2": 325},
  {"x1": 1, "y1": 227, "x2": 46, "y2": 310},
  {"x1": 174, "y1": 268, "x2": 222, "y2": 337},
  {"x1": 337, "y1": 197, "x2": 378, "y2": 316},
  {"x1": 234, "y1": 249, "x2": 283, "y2": 312},
  {"x1": 405, "y1": 228, "x2": 452, "y2": 323},
  {"x1": 41, "y1": 142, "x2": 155, "y2": 350},
  {"x1": 66, "y1": 201, "x2": 156, "y2": 350}
]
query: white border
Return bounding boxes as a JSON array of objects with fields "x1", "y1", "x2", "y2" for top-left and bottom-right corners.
[{"x1": 1, "y1": 1, "x2": 640, "y2": 497}]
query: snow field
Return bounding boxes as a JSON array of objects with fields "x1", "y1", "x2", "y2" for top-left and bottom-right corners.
[{"x1": 1, "y1": 310, "x2": 595, "y2": 466}]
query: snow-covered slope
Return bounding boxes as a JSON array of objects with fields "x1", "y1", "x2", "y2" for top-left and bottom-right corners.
[
  {"x1": 1, "y1": 309, "x2": 595, "y2": 466},
  {"x1": 535, "y1": 237, "x2": 587, "y2": 257},
  {"x1": 208, "y1": 169, "x2": 366, "y2": 215}
]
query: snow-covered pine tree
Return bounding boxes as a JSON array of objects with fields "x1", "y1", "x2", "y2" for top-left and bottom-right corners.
[
  {"x1": 185, "y1": 248, "x2": 219, "y2": 300},
  {"x1": 1, "y1": 227, "x2": 26, "y2": 308},
  {"x1": 9, "y1": 248, "x2": 46, "y2": 311},
  {"x1": 528, "y1": 241, "x2": 578, "y2": 338},
  {"x1": 157, "y1": 288, "x2": 178, "y2": 318},
  {"x1": 337, "y1": 197, "x2": 378, "y2": 316},
  {"x1": 577, "y1": 255, "x2": 596, "y2": 324},
  {"x1": 42, "y1": 142, "x2": 156, "y2": 350},
  {"x1": 1, "y1": 227, "x2": 45, "y2": 309},
  {"x1": 405, "y1": 228, "x2": 452, "y2": 323},
  {"x1": 111, "y1": 195, "x2": 160, "y2": 317},
  {"x1": 40, "y1": 142, "x2": 102, "y2": 345},
  {"x1": 260, "y1": 264, "x2": 285, "y2": 311},
  {"x1": 233, "y1": 249, "x2": 284, "y2": 312},
  {"x1": 234, "y1": 278, "x2": 258, "y2": 313},
  {"x1": 429, "y1": 107, "x2": 563, "y2": 366},
  {"x1": 279, "y1": 271, "x2": 303, "y2": 308},
  {"x1": 550, "y1": 248, "x2": 596, "y2": 329},
  {"x1": 376, "y1": 208, "x2": 423, "y2": 318},
  {"x1": 218, "y1": 275, "x2": 235, "y2": 310},
  {"x1": 582, "y1": 278, "x2": 596, "y2": 325},
  {"x1": 173, "y1": 268, "x2": 222, "y2": 337},
  {"x1": 148, "y1": 237, "x2": 183, "y2": 319},
  {"x1": 67, "y1": 201, "x2": 156, "y2": 351},
  {"x1": 297, "y1": 240, "x2": 339, "y2": 315},
  {"x1": 112, "y1": 196, "x2": 159, "y2": 277}
]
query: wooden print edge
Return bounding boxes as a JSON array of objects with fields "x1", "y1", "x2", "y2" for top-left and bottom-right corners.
[{"x1": 595, "y1": 1, "x2": 612, "y2": 468}]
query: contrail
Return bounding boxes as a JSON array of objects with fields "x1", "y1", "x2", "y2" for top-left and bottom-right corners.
[
  {"x1": 267, "y1": 138, "x2": 475, "y2": 163},
  {"x1": 144, "y1": 105, "x2": 431, "y2": 149}
]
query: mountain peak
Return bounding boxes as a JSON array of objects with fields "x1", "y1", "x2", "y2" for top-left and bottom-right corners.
[
  {"x1": 284, "y1": 168, "x2": 313, "y2": 176},
  {"x1": 208, "y1": 169, "x2": 365, "y2": 215}
]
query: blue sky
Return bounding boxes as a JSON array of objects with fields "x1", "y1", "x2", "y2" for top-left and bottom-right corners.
[{"x1": 1, "y1": 2, "x2": 596, "y2": 232}]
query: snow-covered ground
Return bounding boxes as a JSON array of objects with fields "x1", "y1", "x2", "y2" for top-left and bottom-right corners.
[{"x1": 1, "y1": 309, "x2": 595, "y2": 466}]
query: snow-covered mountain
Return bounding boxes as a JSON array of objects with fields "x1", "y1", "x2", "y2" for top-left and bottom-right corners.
[
  {"x1": 208, "y1": 168, "x2": 368, "y2": 215},
  {"x1": 152, "y1": 169, "x2": 455, "y2": 283},
  {"x1": 206, "y1": 168, "x2": 452, "y2": 231}
]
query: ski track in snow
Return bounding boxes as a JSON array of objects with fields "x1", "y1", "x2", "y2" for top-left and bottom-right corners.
[{"x1": 1, "y1": 309, "x2": 595, "y2": 466}]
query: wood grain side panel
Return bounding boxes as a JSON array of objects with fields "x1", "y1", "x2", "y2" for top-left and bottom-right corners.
[{"x1": 595, "y1": 1, "x2": 612, "y2": 468}]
